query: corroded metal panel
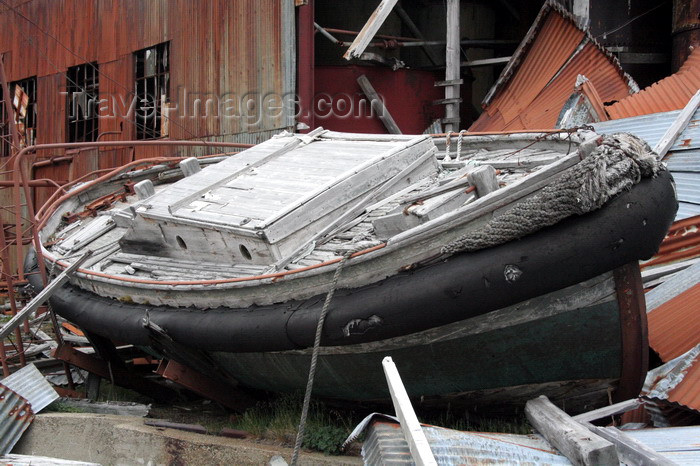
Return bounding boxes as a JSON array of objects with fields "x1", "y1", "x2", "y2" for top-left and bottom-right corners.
[
  {"x1": 471, "y1": 1, "x2": 635, "y2": 132},
  {"x1": 362, "y1": 420, "x2": 571, "y2": 465},
  {"x1": 0, "y1": 364, "x2": 55, "y2": 455},
  {"x1": 643, "y1": 344, "x2": 700, "y2": 414},
  {"x1": 0, "y1": 386, "x2": 34, "y2": 455},
  {"x1": 607, "y1": 49, "x2": 700, "y2": 119},
  {"x1": 0, "y1": 364, "x2": 58, "y2": 412}
]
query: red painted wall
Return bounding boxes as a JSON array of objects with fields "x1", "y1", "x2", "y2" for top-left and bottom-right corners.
[{"x1": 313, "y1": 66, "x2": 444, "y2": 135}]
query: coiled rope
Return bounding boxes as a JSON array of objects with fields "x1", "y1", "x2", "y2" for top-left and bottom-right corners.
[{"x1": 442, "y1": 133, "x2": 661, "y2": 255}]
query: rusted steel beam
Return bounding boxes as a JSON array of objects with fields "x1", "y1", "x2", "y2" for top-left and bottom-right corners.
[
  {"x1": 297, "y1": 0, "x2": 315, "y2": 132},
  {"x1": 612, "y1": 262, "x2": 648, "y2": 402},
  {"x1": 156, "y1": 359, "x2": 254, "y2": 412},
  {"x1": 53, "y1": 344, "x2": 176, "y2": 402}
]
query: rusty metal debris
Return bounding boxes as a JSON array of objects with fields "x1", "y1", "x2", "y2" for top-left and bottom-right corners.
[{"x1": 0, "y1": 364, "x2": 58, "y2": 455}]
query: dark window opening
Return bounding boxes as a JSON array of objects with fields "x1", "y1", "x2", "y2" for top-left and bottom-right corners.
[
  {"x1": 67, "y1": 62, "x2": 99, "y2": 142},
  {"x1": 0, "y1": 84, "x2": 9, "y2": 157},
  {"x1": 0, "y1": 76, "x2": 36, "y2": 156},
  {"x1": 134, "y1": 42, "x2": 169, "y2": 139}
]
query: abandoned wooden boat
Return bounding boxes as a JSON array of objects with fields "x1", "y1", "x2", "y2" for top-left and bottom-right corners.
[{"x1": 28, "y1": 128, "x2": 677, "y2": 411}]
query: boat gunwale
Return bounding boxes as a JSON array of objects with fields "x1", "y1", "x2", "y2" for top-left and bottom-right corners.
[{"x1": 37, "y1": 130, "x2": 592, "y2": 290}]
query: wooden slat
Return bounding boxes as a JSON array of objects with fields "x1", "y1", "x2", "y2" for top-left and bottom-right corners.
[
  {"x1": 525, "y1": 395, "x2": 618, "y2": 466},
  {"x1": 357, "y1": 74, "x2": 402, "y2": 135},
  {"x1": 343, "y1": 0, "x2": 399, "y2": 60},
  {"x1": 382, "y1": 356, "x2": 437, "y2": 466},
  {"x1": 0, "y1": 252, "x2": 92, "y2": 340}
]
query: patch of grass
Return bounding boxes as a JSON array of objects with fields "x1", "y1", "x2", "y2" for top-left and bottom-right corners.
[
  {"x1": 97, "y1": 380, "x2": 153, "y2": 404},
  {"x1": 420, "y1": 406, "x2": 531, "y2": 434},
  {"x1": 230, "y1": 394, "x2": 356, "y2": 455},
  {"x1": 44, "y1": 401, "x2": 87, "y2": 413}
]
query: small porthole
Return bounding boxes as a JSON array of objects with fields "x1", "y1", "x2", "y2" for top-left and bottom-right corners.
[
  {"x1": 239, "y1": 244, "x2": 252, "y2": 261},
  {"x1": 176, "y1": 235, "x2": 187, "y2": 249}
]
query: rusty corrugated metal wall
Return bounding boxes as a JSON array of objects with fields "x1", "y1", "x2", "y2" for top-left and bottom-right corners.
[
  {"x1": 0, "y1": 0, "x2": 294, "y2": 274},
  {"x1": 0, "y1": 0, "x2": 293, "y2": 165},
  {"x1": 470, "y1": 2, "x2": 637, "y2": 132}
]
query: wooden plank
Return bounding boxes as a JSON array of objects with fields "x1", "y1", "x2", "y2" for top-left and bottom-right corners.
[
  {"x1": 434, "y1": 79, "x2": 463, "y2": 87},
  {"x1": 357, "y1": 74, "x2": 402, "y2": 134},
  {"x1": 343, "y1": 0, "x2": 399, "y2": 60},
  {"x1": 587, "y1": 424, "x2": 678, "y2": 466},
  {"x1": 467, "y1": 165, "x2": 499, "y2": 197},
  {"x1": 461, "y1": 56, "x2": 512, "y2": 67},
  {"x1": 572, "y1": 398, "x2": 643, "y2": 423},
  {"x1": 444, "y1": 0, "x2": 461, "y2": 132},
  {"x1": 0, "y1": 251, "x2": 92, "y2": 340},
  {"x1": 274, "y1": 147, "x2": 437, "y2": 269},
  {"x1": 382, "y1": 356, "x2": 437, "y2": 466},
  {"x1": 389, "y1": 135, "x2": 601, "y2": 247},
  {"x1": 653, "y1": 89, "x2": 700, "y2": 160},
  {"x1": 525, "y1": 395, "x2": 618, "y2": 466}
]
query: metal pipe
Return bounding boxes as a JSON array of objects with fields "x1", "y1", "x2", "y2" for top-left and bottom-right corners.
[
  {"x1": 97, "y1": 130, "x2": 122, "y2": 141},
  {"x1": 314, "y1": 22, "x2": 344, "y2": 46},
  {"x1": 32, "y1": 156, "x2": 74, "y2": 169},
  {"x1": 0, "y1": 179, "x2": 64, "y2": 187},
  {"x1": 297, "y1": 0, "x2": 315, "y2": 132},
  {"x1": 11, "y1": 139, "x2": 254, "y2": 281}
]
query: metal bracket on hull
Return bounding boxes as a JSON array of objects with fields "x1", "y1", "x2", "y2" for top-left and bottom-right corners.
[
  {"x1": 52, "y1": 344, "x2": 177, "y2": 402},
  {"x1": 155, "y1": 360, "x2": 255, "y2": 412}
]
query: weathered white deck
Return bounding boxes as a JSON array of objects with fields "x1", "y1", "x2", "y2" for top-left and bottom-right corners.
[{"x1": 42, "y1": 130, "x2": 589, "y2": 306}]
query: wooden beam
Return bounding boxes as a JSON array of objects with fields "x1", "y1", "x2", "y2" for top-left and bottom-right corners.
[
  {"x1": 653, "y1": 89, "x2": 700, "y2": 160},
  {"x1": 0, "y1": 251, "x2": 92, "y2": 340},
  {"x1": 357, "y1": 74, "x2": 402, "y2": 134},
  {"x1": 394, "y1": 4, "x2": 440, "y2": 66},
  {"x1": 382, "y1": 356, "x2": 437, "y2": 466},
  {"x1": 584, "y1": 423, "x2": 678, "y2": 466},
  {"x1": 461, "y1": 56, "x2": 512, "y2": 67},
  {"x1": 467, "y1": 165, "x2": 499, "y2": 197},
  {"x1": 444, "y1": 0, "x2": 461, "y2": 132},
  {"x1": 525, "y1": 395, "x2": 619, "y2": 465},
  {"x1": 344, "y1": 0, "x2": 399, "y2": 60},
  {"x1": 572, "y1": 398, "x2": 643, "y2": 423}
]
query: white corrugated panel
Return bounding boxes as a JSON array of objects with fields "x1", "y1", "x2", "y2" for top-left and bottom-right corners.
[
  {"x1": 0, "y1": 364, "x2": 58, "y2": 412},
  {"x1": 592, "y1": 108, "x2": 700, "y2": 151}
]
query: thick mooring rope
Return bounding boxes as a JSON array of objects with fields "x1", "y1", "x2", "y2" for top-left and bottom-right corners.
[
  {"x1": 290, "y1": 249, "x2": 354, "y2": 465},
  {"x1": 442, "y1": 133, "x2": 661, "y2": 255}
]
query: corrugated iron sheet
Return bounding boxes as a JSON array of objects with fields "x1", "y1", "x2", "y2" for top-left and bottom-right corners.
[
  {"x1": 648, "y1": 284, "x2": 700, "y2": 362},
  {"x1": 0, "y1": 0, "x2": 292, "y2": 162},
  {"x1": 607, "y1": 49, "x2": 700, "y2": 120},
  {"x1": 593, "y1": 107, "x2": 700, "y2": 152},
  {"x1": 0, "y1": 364, "x2": 58, "y2": 412},
  {"x1": 0, "y1": 364, "x2": 59, "y2": 454},
  {"x1": 471, "y1": 1, "x2": 635, "y2": 132},
  {"x1": 643, "y1": 344, "x2": 700, "y2": 415},
  {"x1": 624, "y1": 426, "x2": 700, "y2": 465},
  {"x1": 0, "y1": 386, "x2": 34, "y2": 455},
  {"x1": 593, "y1": 108, "x2": 700, "y2": 222},
  {"x1": 362, "y1": 420, "x2": 571, "y2": 465}
]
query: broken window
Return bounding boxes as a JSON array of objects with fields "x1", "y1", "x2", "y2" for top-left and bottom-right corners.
[
  {"x1": 67, "y1": 62, "x2": 99, "y2": 142},
  {"x1": 134, "y1": 42, "x2": 169, "y2": 139},
  {"x1": 1, "y1": 76, "x2": 37, "y2": 153}
]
